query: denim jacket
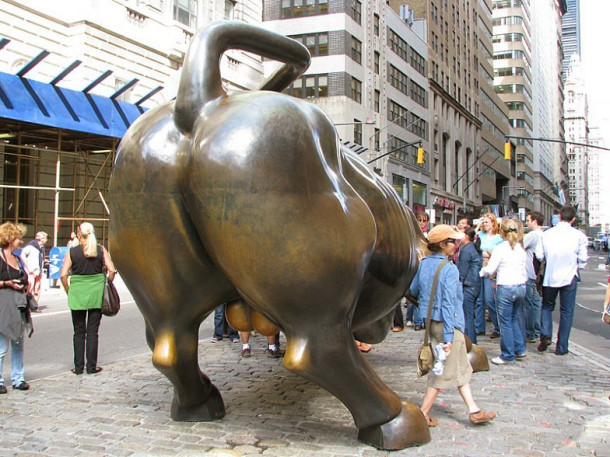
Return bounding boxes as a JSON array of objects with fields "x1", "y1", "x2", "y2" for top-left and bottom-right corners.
[
  {"x1": 456, "y1": 242, "x2": 483, "y2": 288},
  {"x1": 409, "y1": 253, "x2": 465, "y2": 343}
]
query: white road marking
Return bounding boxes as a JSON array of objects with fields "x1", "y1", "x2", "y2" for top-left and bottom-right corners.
[
  {"x1": 577, "y1": 302, "x2": 603, "y2": 313},
  {"x1": 31, "y1": 300, "x2": 136, "y2": 318}
]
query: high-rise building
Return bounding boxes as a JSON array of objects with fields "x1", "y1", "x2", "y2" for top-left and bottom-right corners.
[
  {"x1": 530, "y1": 0, "x2": 567, "y2": 223},
  {"x1": 492, "y1": 0, "x2": 534, "y2": 216},
  {"x1": 264, "y1": 1, "x2": 432, "y2": 216},
  {"x1": 564, "y1": 56, "x2": 589, "y2": 228},
  {"x1": 492, "y1": 0, "x2": 566, "y2": 223},
  {"x1": 389, "y1": 0, "x2": 511, "y2": 224},
  {"x1": 587, "y1": 129, "x2": 610, "y2": 231},
  {"x1": 561, "y1": 0, "x2": 581, "y2": 81}
]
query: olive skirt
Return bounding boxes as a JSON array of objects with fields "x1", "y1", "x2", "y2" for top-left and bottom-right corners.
[{"x1": 427, "y1": 320, "x2": 473, "y2": 389}]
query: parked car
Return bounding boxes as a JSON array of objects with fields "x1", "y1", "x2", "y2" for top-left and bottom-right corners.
[{"x1": 587, "y1": 237, "x2": 594, "y2": 248}]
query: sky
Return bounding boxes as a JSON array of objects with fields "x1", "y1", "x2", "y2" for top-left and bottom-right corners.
[{"x1": 580, "y1": 0, "x2": 610, "y2": 144}]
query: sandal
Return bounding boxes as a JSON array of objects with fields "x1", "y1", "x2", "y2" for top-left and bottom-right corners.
[{"x1": 426, "y1": 416, "x2": 438, "y2": 427}]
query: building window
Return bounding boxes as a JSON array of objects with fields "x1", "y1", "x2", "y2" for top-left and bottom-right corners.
[
  {"x1": 409, "y1": 80, "x2": 427, "y2": 107},
  {"x1": 350, "y1": 0, "x2": 362, "y2": 24},
  {"x1": 388, "y1": 64, "x2": 408, "y2": 95},
  {"x1": 409, "y1": 47, "x2": 426, "y2": 76},
  {"x1": 290, "y1": 32, "x2": 329, "y2": 56},
  {"x1": 388, "y1": 28, "x2": 409, "y2": 63},
  {"x1": 282, "y1": 0, "x2": 329, "y2": 19},
  {"x1": 408, "y1": 112, "x2": 427, "y2": 139},
  {"x1": 374, "y1": 51, "x2": 380, "y2": 74},
  {"x1": 392, "y1": 174, "x2": 409, "y2": 203},
  {"x1": 354, "y1": 119, "x2": 363, "y2": 145},
  {"x1": 224, "y1": 0, "x2": 236, "y2": 20},
  {"x1": 173, "y1": 0, "x2": 198, "y2": 28},
  {"x1": 351, "y1": 36, "x2": 362, "y2": 64},
  {"x1": 287, "y1": 74, "x2": 328, "y2": 98},
  {"x1": 388, "y1": 100, "x2": 409, "y2": 128},
  {"x1": 374, "y1": 13, "x2": 380, "y2": 36},
  {"x1": 374, "y1": 90, "x2": 380, "y2": 112},
  {"x1": 351, "y1": 77, "x2": 362, "y2": 103},
  {"x1": 374, "y1": 128, "x2": 380, "y2": 150},
  {"x1": 413, "y1": 181, "x2": 427, "y2": 205}
]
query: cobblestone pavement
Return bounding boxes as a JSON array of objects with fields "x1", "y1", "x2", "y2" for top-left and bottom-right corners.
[{"x1": 1, "y1": 325, "x2": 609, "y2": 457}]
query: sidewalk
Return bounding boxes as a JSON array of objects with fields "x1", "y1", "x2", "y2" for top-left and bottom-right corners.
[{"x1": 1, "y1": 321, "x2": 609, "y2": 456}]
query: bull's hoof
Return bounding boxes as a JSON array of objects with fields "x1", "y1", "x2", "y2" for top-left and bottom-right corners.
[
  {"x1": 170, "y1": 384, "x2": 226, "y2": 421},
  {"x1": 468, "y1": 344, "x2": 490, "y2": 372},
  {"x1": 357, "y1": 402, "x2": 431, "y2": 450}
]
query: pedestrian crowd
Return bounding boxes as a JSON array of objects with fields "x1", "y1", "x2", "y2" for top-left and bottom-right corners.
[{"x1": 400, "y1": 205, "x2": 600, "y2": 427}]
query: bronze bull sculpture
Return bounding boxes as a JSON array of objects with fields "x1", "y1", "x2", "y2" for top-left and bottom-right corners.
[{"x1": 109, "y1": 21, "x2": 432, "y2": 450}]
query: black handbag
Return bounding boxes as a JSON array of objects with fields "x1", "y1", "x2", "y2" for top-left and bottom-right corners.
[
  {"x1": 102, "y1": 277, "x2": 120, "y2": 317},
  {"x1": 417, "y1": 260, "x2": 449, "y2": 377},
  {"x1": 26, "y1": 292, "x2": 39, "y2": 312}
]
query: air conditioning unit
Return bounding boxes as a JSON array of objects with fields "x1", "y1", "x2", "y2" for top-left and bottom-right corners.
[{"x1": 400, "y1": 5, "x2": 415, "y2": 26}]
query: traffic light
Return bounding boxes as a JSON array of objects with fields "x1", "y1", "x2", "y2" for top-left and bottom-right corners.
[
  {"x1": 417, "y1": 147, "x2": 425, "y2": 164},
  {"x1": 504, "y1": 142, "x2": 511, "y2": 160}
]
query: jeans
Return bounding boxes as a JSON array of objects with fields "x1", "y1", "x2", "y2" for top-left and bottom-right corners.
[
  {"x1": 462, "y1": 284, "x2": 480, "y2": 344},
  {"x1": 524, "y1": 279, "x2": 542, "y2": 340},
  {"x1": 541, "y1": 275, "x2": 578, "y2": 354},
  {"x1": 496, "y1": 284, "x2": 527, "y2": 361},
  {"x1": 476, "y1": 277, "x2": 499, "y2": 334},
  {"x1": 0, "y1": 331, "x2": 25, "y2": 386},
  {"x1": 71, "y1": 308, "x2": 102, "y2": 373},
  {"x1": 213, "y1": 304, "x2": 238, "y2": 339},
  {"x1": 406, "y1": 301, "x2": 414, "y2": 322}
]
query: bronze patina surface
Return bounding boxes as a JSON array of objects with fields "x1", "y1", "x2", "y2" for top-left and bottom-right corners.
[{"x1": 109, "y1": 21, "x2": 430, "y2": 450}]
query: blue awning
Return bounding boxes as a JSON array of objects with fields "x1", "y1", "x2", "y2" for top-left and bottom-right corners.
[{"x1": 0, "y1": 71, "x2": 145, "y2": 139}]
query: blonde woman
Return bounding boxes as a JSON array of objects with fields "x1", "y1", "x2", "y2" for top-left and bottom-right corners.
[
  {"x1": 480, "y1": 218, "x2": 527, "y2": 365},
  {"x1": 475, "y1": 213, "x2": 503, "y2": 338},
  {"x1": 60, "y1": 223, "x2": 116, "y2": 375}
]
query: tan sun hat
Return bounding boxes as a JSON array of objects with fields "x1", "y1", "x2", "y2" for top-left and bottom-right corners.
[{"x1": 427, "y1": 224, "x2": 465, "y2": 244}]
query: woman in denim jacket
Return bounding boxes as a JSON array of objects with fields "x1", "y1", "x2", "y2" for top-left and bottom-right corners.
[
  {"x1": 411, "y1": 225, "x2": 495, "y2": 428},
  {"x1": 456, "y1": 228, "x2": 483, "y2": 344}
]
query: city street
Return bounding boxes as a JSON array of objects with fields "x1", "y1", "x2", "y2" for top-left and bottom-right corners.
[{"x1": 22, "y1": 249, "x2": 610, "y2": 382}]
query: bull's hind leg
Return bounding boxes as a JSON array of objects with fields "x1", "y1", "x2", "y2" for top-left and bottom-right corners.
[
  {"x1": 151, "y1": 321, "x2": 225, "y2": 421},
  {"x1": 282, "y1": 323, "x2": 430, "y2": 449},
  {"x1": 110, "y1": 194, "x2": 237, "y2": 422}
]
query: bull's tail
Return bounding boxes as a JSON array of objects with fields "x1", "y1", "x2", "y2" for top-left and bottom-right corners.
[{"x1": 174, "y1": 21, "x2": 310, "y2": 134}]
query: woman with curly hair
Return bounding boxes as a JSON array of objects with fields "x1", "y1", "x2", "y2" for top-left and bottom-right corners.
[
  {"x1": 0, "y1": 222, "x2": 30, "y2": 393},
  {"x1": 60, "y1": 222, "x2": 116, "y2": 375},
  {"x1": 475, "y1": 213, "x2": 503, "y2": 338}
]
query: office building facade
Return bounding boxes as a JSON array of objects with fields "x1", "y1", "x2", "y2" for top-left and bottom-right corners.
[
  {"x1": 264, "y1": 0, "x2": 431, "y2": 216},
  {"x1": 389, "y1": 0, "x2": 511, "y2": 224}
]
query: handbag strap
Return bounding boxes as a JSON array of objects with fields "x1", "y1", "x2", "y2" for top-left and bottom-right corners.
[{"x1": 423, "y1": 260, "x2": 449, "y2": 346}]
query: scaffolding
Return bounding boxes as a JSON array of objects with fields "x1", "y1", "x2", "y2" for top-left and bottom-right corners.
[{"x1": 0, "y1": 119, "x2": 118, "y2": 247}]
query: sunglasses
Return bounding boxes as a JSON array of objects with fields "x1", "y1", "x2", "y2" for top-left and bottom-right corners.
[
  {"x1": 417, "y1": 218, "x2": 428, "y2": 222},
  {"x1": 445, "y1": 238, "x2": 457, "y2": 244}
]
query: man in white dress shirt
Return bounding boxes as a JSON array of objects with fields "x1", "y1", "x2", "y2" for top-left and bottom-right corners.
[{"x1": 535, "y1": 206, "x2": 588, "y2": 355}]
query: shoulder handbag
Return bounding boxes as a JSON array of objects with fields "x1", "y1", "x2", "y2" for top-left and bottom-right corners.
[
  {"x1": 417, "y1": 260, "x2": 449, "y2": 377},
  {"x1": 102, "y1": 277, "x2": 120, "y2": 317}
]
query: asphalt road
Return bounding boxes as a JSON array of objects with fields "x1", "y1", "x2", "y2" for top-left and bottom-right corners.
[
  {"x1": 19, "y1": 249, "x2": 610, "y2": 381},
  {"x1": 23, "y1": 278, "x2": 215, "y2": 382}
]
